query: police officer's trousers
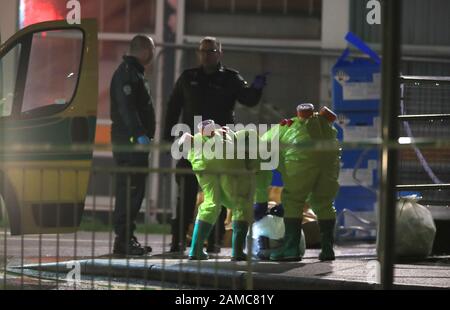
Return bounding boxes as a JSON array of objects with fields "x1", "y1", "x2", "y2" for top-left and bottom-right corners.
[{"x1": 112, "y1": 137, "x2": 149, "y2": 241}]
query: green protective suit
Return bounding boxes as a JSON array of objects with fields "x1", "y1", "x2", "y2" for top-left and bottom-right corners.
[
  {"x1": 187, "y1": 129, "x2": 257, "y2": 225},
  {"x1": 255, "y1": 114, "x2": 341, "y2": 221}
]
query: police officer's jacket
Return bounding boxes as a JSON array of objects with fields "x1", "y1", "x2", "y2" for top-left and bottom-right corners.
[
  {"x1": 110, "y1": 56, "x2": 156, "y2": 143},
  {"x1": 163, "y1": 64, "x2": 262, "y2": 141}
]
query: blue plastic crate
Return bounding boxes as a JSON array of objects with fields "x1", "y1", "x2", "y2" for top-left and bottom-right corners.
[{"x1": 332, "y1": 32, "x2": 381, "y2": 113}]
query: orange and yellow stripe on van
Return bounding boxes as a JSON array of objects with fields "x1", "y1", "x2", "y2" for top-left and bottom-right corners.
[{"x1": 94, "y1": 119, "x2": 111, "y2": 145}]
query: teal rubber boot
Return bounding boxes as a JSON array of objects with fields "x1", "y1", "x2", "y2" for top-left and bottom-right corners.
[
  {"x1": 189, "y1": 220, "x2": 213, "y2": 260},
  {"x1": 270, "y1": 218, "x2": 302, "y2": 261},
  {"x1": 318, "y1": 219, "x2": 336, "y2": 261},
  {"x1": 231, "y1": 221, "x2": 248, "y2": 261}
]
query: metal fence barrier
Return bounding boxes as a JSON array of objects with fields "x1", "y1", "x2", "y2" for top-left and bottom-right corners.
[
  {"x1": 1, "y1": 40, "x2": 450, "y2": 290},
  {"x1": 1, "y1": 134, "x2": 449, "y2": 290},
  {"x1": 0, "y1": 150, "x2": 267, "y2": 290}
]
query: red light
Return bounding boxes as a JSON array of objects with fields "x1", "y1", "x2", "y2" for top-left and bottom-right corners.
[{"x1": 22, "y1": 0, "x2": 64, "y2": 27}]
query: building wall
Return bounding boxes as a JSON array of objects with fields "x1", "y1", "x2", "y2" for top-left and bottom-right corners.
[
  {"x1": 0, "y1": 0, "x2": 19, "y2": 43},
  {"x1": 185, "y1": 13, "x2": 321, "y2": 40},
  {"x1": 350, "y1": 0, "x2": 450, "y2": 76},
  {"x1": 178, "y1": 0, "x2": 325, "y2": 125},
  {"x1": 351, "y1": 0, "x2": 450, "y2": 46}
]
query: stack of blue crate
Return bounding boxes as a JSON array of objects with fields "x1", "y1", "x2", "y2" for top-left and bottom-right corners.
[{"x1": 332, "y1": 32, "x2": 381, "y2": 240}]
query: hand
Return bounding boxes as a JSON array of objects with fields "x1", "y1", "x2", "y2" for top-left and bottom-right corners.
[
  {"x1": 251, "y1": 72, "x2": 270, "y2": 90},
  {"x1": 136, "y1": 135, "x2": 151, "y2": 145}
]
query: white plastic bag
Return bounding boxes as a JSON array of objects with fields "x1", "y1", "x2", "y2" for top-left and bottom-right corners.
[
  {"x1": 253, "y1": 215, "x2": 285, "y2": 240},
  {"x1": 247, "y1": 215, "x2": 305, "y2": 259},
  {"x1": 395, "y1": 195, "x2": 436, "y2": 258}
]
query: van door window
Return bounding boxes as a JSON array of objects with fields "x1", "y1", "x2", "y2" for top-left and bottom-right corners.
[
  {"x1": 21, "y1": 29, "x2": 83, "y2": 116},
  {"x1": 0, "y1": 44, "x2": 21, "y2": 118}
]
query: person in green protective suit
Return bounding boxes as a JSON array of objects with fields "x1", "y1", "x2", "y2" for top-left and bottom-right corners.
[
  {"x1": 254, "y1": 103, "x2": 341, "y2": 261},
  {"x1": 181, "y1": 120, "x2": 257, "y2": 261}
]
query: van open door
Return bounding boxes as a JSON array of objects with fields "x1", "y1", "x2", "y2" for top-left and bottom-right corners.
[{"x1": 0, "y1": 19, "x2": 98, "y2": 235}]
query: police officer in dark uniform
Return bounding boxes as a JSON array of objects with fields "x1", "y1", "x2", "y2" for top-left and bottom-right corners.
[
  {"x1": 110, "y1": 35, "x2": 156, "y2": 255},
  {"x1": 163, "y1": 37, "x2": 268, "y2": 253}
]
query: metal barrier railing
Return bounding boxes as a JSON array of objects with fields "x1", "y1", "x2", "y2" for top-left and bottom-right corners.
[
  {"x1": 1, "y1": 136, "x2": 449, "y2": 290},
  {"x1": 398, "y1": 75, "x2": 450, "y2": 201},
  {"x1": 0, "y1": 157, "x2": 260, "y2": 290}
]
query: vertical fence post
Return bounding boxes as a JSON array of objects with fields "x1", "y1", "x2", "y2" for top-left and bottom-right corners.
[{"x1": 379, "y1": 0, "x2": 402, "y2": 290}]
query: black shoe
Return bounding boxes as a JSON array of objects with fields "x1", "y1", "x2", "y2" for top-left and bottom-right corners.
[
  {"x1": 169, "y1": 243, "x2": 186, "y2": 253},
  {"x1": 188, "y1": 251, "x2": 209, "y2": 260},
  {"x1": 206, "y1": 244, "x2": 221, "y2": 254},
  {"x1": 113, "y1": 237, "x2": 146, "y2": 256},
  {"x1": 131, "y1": 236, "x2": 152, "y2": 254},
  {"x1": 231, "y1": 254, "x2": 247, "y2": 262}
]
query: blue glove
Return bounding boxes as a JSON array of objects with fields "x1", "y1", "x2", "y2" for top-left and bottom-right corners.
[
  {"x1": 136, "y1": 135, "x2": 151, "y2": 145},
  {"x1": 251, "y1": 72, "x2": 270, "y2": 90}
]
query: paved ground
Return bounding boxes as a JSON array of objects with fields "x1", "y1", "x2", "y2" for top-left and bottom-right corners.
[
  {"x1": 0, "y1": 231, "x2": 196, "y2": 290},
  {"x1": 1, "y1": 231, "x2": 449, "y2": 290}
]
